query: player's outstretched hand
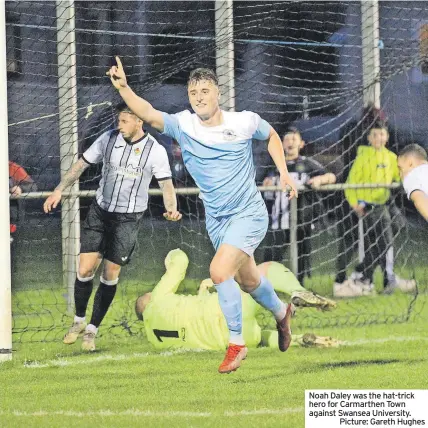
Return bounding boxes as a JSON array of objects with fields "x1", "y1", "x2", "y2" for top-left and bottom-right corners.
[
  {"x1": 43, "y1": 189, "x2": 62, "y2": 213},
  {"x1": 164, "y1": 249, "x2": 189, "y2": 273},
  {"x1": 163, "y1": 211, "x2": 182, "y2": 221},
  {"x1": 280, "y1": 173, "x2": 298, "y2": 200},
  {"x1": 106, "y1": 56, "x2": 128, "y2": 90}
]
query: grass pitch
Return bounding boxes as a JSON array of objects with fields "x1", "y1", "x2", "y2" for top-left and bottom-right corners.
[
  {"x1": 4, "y1": 217, "x2": 427, "y2": 427},
  {"x1": 1, "y1": 292, "x2": 427, "y2": 428}
]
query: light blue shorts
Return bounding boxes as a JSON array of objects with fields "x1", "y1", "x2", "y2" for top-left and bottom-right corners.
[{"x1": 205, "y1": 201, "x2": 269, "y2": 256}]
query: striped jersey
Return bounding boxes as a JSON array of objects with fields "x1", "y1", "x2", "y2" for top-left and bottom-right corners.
[
  {"x1": 162, "y1": 110, "x2": 271, "y2": 217},
  {"x1": 264, "y1": 156, "x2": 326, "y2": 229},
  {"x1": 82, "y1": 130, "x2": 171, "y2": 213}
]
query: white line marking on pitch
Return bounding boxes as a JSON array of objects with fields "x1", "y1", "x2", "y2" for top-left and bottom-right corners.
[
  {"x1": 3, "y1": 410, "x2": 212, "y2": 418},
  {"x1": 343, "y1": 336, "x2": 428, "y2": 346},
  {"x1": 225, "y1": 407, "x2": 304, "y2": 416},
  {"x1": 23, "y1": 348, "x2": 207, "y2": 369}
]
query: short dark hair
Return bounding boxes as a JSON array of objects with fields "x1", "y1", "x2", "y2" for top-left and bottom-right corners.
[
  {"x1": 283, "y1": 126, "x2": 301, "y2": 139},
  {"x1": 115, "y1": 102, "x2": 134, "y2": 115},
  {"x1": 399, "y1": 144, "x2": 428, "y2": 161},
  {"x1": 369, "y1": 120, "x2": 388, "y2": 133},
  {"x1": 188, "y1": 68, "x2": 219, "y2": 87}
]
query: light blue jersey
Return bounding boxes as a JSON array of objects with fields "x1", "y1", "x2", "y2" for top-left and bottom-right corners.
[{"x1": 162, "y1": 110, "x2": 271, "y2": 217}]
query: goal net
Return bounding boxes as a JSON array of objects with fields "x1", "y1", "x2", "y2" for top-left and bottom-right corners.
[{"x1": 6, "y1": 1, "x2": 427, "y2": 342}]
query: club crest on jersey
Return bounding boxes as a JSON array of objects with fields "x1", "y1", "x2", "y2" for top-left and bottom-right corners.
[
  {"x1": 134, "y1": 147, "x2": 141, "y2": 155},
  {"x1": 223, "y1": 129, "x2": 236, "y2": 141}
]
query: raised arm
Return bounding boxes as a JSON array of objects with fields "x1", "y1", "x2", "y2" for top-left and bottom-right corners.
[
  {"x1": 267, "y1": 127, "x2": 298, "y2": 199},
  {"x1": 151, "y1": 249, "x2": 189, "y2": 299},
  {"x1": 159, "y1": 179, "x2": 182, "y2": 221},
  {"x1": 43, "y1": 158, "x2": 90, "y2": 213},
  {"x1": 411, "y1": 190, "x2": 428, "y2": 221},
  {"x1": 107, "y1": 56, "x2": 165, "y2": 132}
]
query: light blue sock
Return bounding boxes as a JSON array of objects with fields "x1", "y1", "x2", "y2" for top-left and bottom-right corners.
[
  {"x1": 215, "y1": 277, "x2": 244, "y2": 346},
  {"x1": 250, "y1": 276, "x2": 286, "y2": 321}
]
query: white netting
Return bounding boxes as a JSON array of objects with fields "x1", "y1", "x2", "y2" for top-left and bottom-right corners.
[{"x1": 6, "y1": 1, "x2": 427, "y2": 342}]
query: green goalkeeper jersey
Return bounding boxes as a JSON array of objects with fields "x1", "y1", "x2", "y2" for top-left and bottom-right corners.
[
  {"x1": 143, "y1": 260, "x2": 302, "y2": 350},
  {"x1": 143, "y1": 275, "x2": 260, "y2": 351}
]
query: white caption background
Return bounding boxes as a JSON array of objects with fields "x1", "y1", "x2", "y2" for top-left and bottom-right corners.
[{"x1": 305, "y1": 390, "x2": 428, "y2": 428}]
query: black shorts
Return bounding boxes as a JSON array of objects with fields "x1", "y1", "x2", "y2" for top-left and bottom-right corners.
[{"x1": 80, "y1": 201, "x2": 144, "y2": 266}]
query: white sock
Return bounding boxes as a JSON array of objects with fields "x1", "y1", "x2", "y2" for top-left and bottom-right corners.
[
  {"x1": 229, "y1": 333, "x2": 245, "y2": 346},
  {"x1": 274, "y1": 303, "x2": 287, "y2": 322},
  {"x1": 86, "y1": 324, "x2": 98, "y2": 335},
  {"x1": 74, "y1": 315, "x2": 86, "y2": 324}
]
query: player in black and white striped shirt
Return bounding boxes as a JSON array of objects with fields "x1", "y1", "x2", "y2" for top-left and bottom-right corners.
[
  {"x1": 398, "y1": 144, "x2": 428, "y2": 221},
  {"x1": 43, "y1": 103, "x2": 181, "y2": 351}
]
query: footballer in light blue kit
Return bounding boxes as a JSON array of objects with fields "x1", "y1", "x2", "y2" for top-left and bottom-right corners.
[{"x1": 108, "y1": 57, "x2": 298, "y2": 374}]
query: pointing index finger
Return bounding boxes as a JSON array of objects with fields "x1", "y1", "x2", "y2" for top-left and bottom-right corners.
[{"x1": 115, "y1": 56, "x2": 123, "y2": 69}]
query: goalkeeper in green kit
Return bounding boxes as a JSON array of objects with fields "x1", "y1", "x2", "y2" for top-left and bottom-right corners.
[{"x1": 135, "y1": 249, "x2": 338, "y2": 351}]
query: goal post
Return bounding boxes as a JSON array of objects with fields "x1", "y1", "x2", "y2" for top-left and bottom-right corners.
[
  {"x1": 359, "y1": 0, "x2": 381, "y2": 263},
  {"x1": 361, "y1": 0, "x2": 381, "y2": 110},
  {"x1": 0, "y1": 0, "x2": 12, "y2": 362},
  {"x1": 56, "y1": 0, "x2": 80, "y2": 314},
  {"x1": 215, "y1": 0, "x2": 235, "y2": 111}
]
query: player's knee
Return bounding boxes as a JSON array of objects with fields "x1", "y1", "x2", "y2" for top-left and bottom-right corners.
[
  {"x1": 209, "y1": 263, "x2": 229, "y2": 285},
  {"x1": 77, "y1": 267, "x2": 95, "y2": 279},
  {"x1": 102, "y1": 260, "x2": 122, "y2": 281},
  {"x1": 238, "y1": 277, "x2": 260, "y2": 292},
  {"x1": 239, "y1": 282, "x2": 257, "y2": 293},
  {"x1": 102, "y1": 263, "x2": 121, "y2": 281}
]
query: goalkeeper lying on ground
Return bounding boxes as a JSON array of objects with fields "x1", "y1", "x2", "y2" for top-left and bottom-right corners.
[{"x1": 135, "y1": 249, "x2": 338, "y2": 351}]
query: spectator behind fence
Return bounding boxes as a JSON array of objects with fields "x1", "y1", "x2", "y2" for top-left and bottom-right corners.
[
  {"x1": 9, "y1": 160, "x2": 37, "y2": 223},
  {"x1": 9, "y1": 160, "x2": 37, "y2": 272},
  {"x1": 335, "y1": 104, "x2": 409, "y2": 294},
  {"x1": 335, "y1": 103, "x2": 386, "y2": 266},
  {"x1": 9, "y1": 160, "x2": 36, "y2": 197},
  {"x1": 333, "y1": 104, "x2": 385, "y2": 271},
  {"x1": 340, "y1": 103, "x2": 387, "y2": 183},
  {"x1": 262, "y1": 127, "x2": 336, "y2": 284},
  {"x1": 334, "y1": 121, "x2": 415, "y2": 297}
]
